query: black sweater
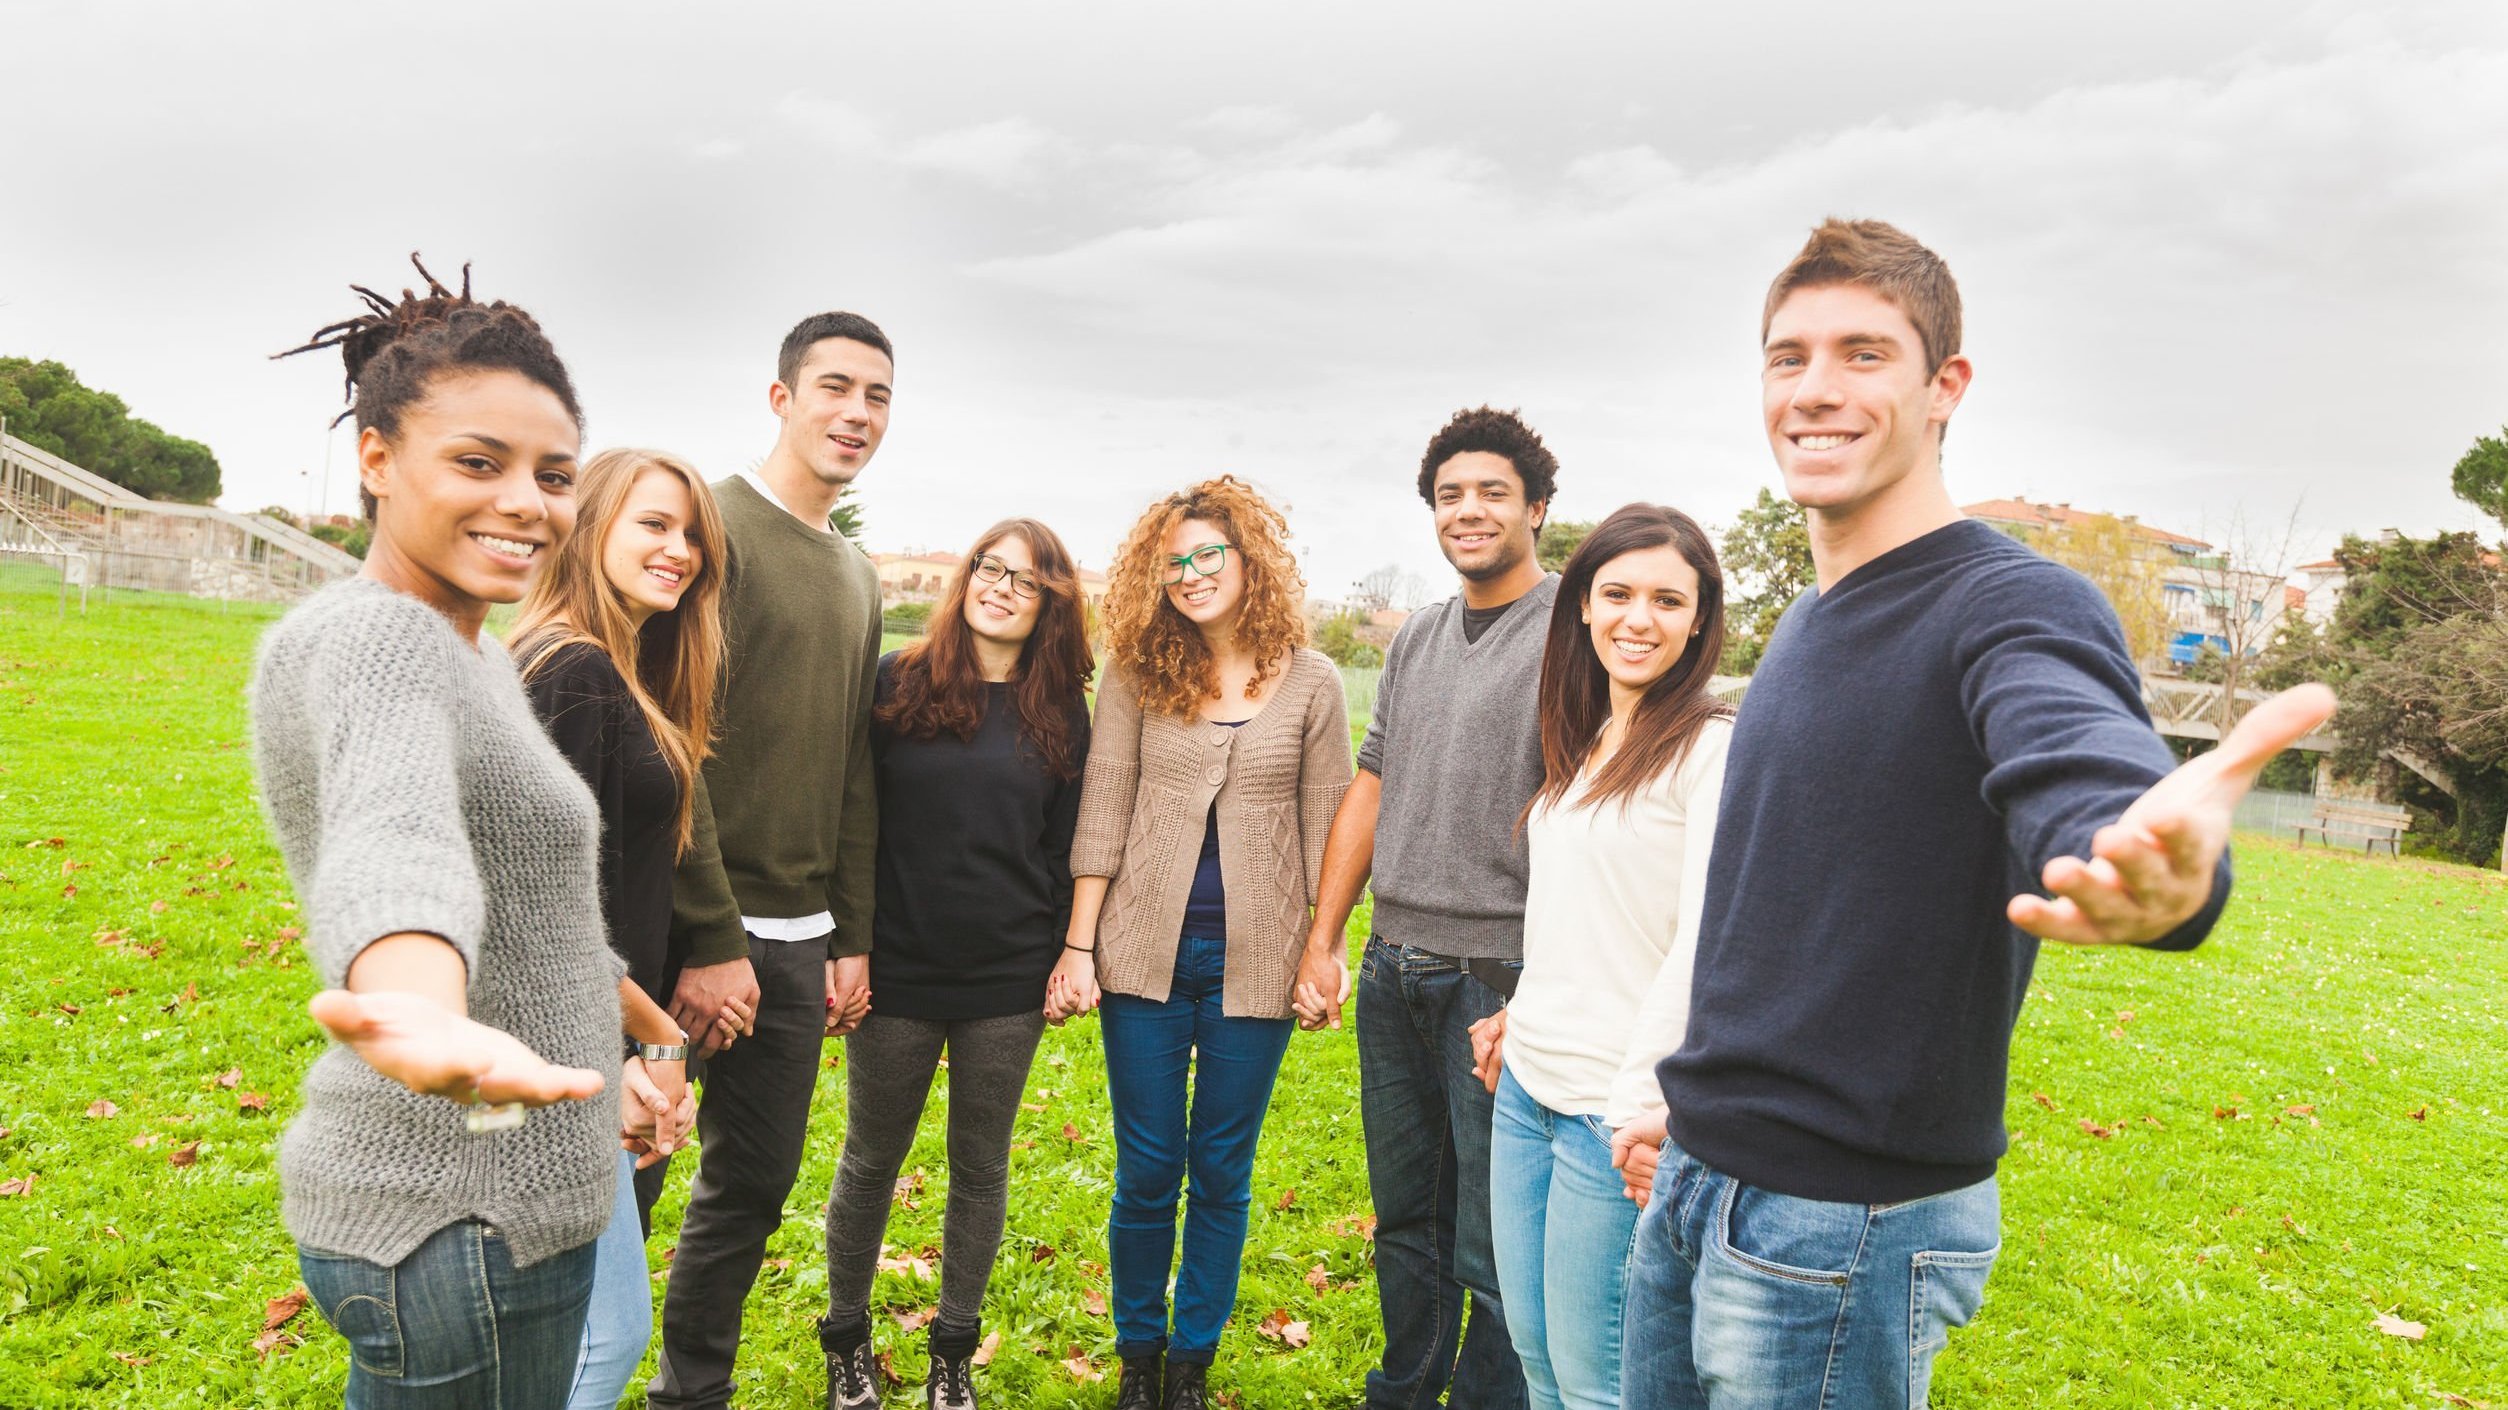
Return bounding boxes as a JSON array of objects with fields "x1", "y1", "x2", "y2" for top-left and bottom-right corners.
[
  {"x1": 523, "y1": 641, "x2": 678, "y2": 1007},
  {"x1": 1661, "y1": 520, "x2": 2231, "y2": 1204},
  {"x1": 868, "y1": 653, "x2": 1089, "y2": 1020}
]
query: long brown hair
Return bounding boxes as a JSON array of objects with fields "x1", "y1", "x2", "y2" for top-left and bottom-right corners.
[
  {"x1": 509, "y1": 448, "x2": 729, "y2": 854},
  {"x1": 1102, "y1": 475, "x2": 1308, "y2": 718},
  {"x1": 1526, "y1": 503, "x2": 1730, "y2": 823},
  {"x1": 876, "y1": 518, "x2": 1096, "y2": 779}
]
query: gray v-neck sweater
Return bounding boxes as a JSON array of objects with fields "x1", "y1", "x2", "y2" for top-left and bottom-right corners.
[
  {"x1": 1357, "y1": 574, "x2": 1559, "y2": 958},
  {"x1": 251, "y1": 579, "x2": 624, "y2": 1268}
]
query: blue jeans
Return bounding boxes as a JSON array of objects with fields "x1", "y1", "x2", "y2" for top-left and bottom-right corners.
[
  {"x1": 1100, "y1": 933, "x2": 1296, "y2": 1364},
  {"x1": 1620, "y1": 1141, "x2": 2000, "y2": 1410},
  {"x1": 567, "y1": 1151, "x2": 653, "y2": 1410},
  {"x1": 1355, "y1": 935, "x2": 1526, "y2": 1410},
  {"x1": 299, "y1": 1220, "x2": 597, "y2": 1409},
  {"x1": 1489, "y1": 1068, "x2": 1639, "y2": 1410}
]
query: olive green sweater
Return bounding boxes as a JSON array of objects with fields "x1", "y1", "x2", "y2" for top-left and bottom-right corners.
[{"x1": 671, "y1": 475, "x2": 883, "y2": 961}]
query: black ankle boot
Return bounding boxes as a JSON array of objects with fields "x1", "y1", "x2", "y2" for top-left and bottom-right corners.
[
  {"x1": 1113, "y1": 1351, "x2": 1162, "y2": 1410},
  {"x1": 1161, "y1": 1360, "x2": 1207, "y2": 1410},
  {"x1": 925, "y1": 1342, "x2": 978, "y2": 1410},
  {"x1": 818, "y1": 1315, "x2": 885, "y2": 1410}
]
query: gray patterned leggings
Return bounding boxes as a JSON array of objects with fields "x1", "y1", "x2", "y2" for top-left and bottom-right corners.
[{"x1": 823, "y1": 1008, "x2": 1047, "y2": 1342}]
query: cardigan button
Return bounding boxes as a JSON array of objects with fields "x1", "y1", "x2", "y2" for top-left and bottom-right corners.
[
  {"x1": 1205, "y1": 765, "x2": 1226, "y2": 786},
  {"x1": 1210, "y1": 727, "x2": 1232, "y2": 745}
]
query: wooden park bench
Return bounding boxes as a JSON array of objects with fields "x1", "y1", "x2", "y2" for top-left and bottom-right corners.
[{"x1": 2294, "y1": 798, "x2": 2411, "y2": 856}]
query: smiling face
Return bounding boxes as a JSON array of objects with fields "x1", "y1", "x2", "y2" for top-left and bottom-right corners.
[
  {"x1": 600, "y1": 465, "x2": 702, "y2": 627},
  {"x1": 770, "y1": 335, "x2": 892, "y2": 491},
  {"x1": 1583, "y1": 543, "x2": 1702, "y2": 698},
  {"x1": 1761, "y1": 283, "x2": 1970, "y2": 521},
  {"x1": 963, "y1": 531, "x2": 1044, "y2": 651},
  {"x1": 1163, "y1": 515, "x2": 1245, "y2": 635},
  {"x1": 359, "y1": 368, "x2": 581, "y2": 624},
  {"x1": 1431, "y1": 450, "x2": 1545, "y2": 581}
]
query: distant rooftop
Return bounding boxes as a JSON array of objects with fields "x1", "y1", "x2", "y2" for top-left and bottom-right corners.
[{"x1": 1962, "y1": 497, "x2": 2211, "y2": 551}]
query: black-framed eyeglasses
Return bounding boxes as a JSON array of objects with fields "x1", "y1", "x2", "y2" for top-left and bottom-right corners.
[
  {"x1": 969, "y1": 553, "x2": 1041, "y2": 600},
  {"x1": 1162, "y1": 543, "x2": 1233, "y2": 585}
]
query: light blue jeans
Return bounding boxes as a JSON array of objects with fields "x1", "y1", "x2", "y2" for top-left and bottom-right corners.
[
  {"x1": 1620, "y1": 1141, "x2": 2000, "y2": 1410},
  {"x1": 299, "y1": 1220, "x2": 596, "y2": 1409},
  {"x1": 567, "y1": 1150, "x2": 653, "y2": 1410},
  {"x1": 1488, "y1": 1068, "x2": 1641, "y2": 1410}
]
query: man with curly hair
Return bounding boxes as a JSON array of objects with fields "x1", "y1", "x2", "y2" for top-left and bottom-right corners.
[{"x1": 1296, "y1": 406, "x2": 1559, "y2": 1410}]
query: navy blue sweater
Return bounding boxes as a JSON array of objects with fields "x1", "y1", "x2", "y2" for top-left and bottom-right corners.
[{"x1": 1661, "y1": 519, "x2": 2231, "y2": 1204}]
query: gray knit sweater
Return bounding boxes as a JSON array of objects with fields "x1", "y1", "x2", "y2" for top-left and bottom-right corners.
[
  {"x1": 251, "y1": 579, "x2": 623, "y2": 1269},
  {"x1": 1357, "y1": 576, "x2": 1558, "y2": 959}
]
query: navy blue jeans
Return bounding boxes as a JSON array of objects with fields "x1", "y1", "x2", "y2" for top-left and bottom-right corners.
[
  {"x1": 1355, "y1": 935, "x2": 1527, "y2": 1409},
  {"x1": 1099, "y1": 934, "x2": 1296, "y2": 1364},
  {"x1": 299, "y1": 1220, "x2": 596, "y2": 1409}
]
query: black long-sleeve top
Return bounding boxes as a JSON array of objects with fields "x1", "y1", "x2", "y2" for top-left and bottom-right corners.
[
  {"x1": 1662, "y1": 520, "x2": 2232, "y2": 1204},
  {"x1": 522, "y1": 640, "x2": 679, "y2": 1007},
  {"x1": 869, "y1": 652, "x2": 1089, "y2": 1020}
]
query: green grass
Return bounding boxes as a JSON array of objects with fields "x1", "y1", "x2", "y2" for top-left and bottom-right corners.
[{"x1": 0, "y1": 562, "x2": 2500, "y2": 1407}]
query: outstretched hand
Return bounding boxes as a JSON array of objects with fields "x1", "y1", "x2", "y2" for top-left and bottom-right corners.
[
  {"x1": 2009, "y1": 683, "x2": 2336, "y2": 946},
  {"x1": 307, "y1": 989, "x2": 607, "y2": 1107}
]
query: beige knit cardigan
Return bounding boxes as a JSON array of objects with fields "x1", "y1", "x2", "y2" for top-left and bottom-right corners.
[{"x1": 1070, "y1": 648, "x2": 1354, "y2": 1018}]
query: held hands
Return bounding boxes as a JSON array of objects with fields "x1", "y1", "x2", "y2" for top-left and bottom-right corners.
[
  {"x1": 2009, "y1": 683, "x2": 2337, "y2": 945},
  {"x1": 307, "y1": 989, "x2": 606, "y2": 1108},
  {"x1": 1291, "y1": 937, "x2": 1350, "y2": 1032},
  {"x1": 619, "y1": 1055, "x2": 695, "y2": 1169},
  {"x1": 1045, "y1": 947, "x2": 1102, "y2": 1026},
  {"x1": 825, "y1": 956, "x2": 871, "y2": 1037},
  {"x1": 1467, "y1": 1008, "x2": 1507, "y2": 1095},
  {"x1": 1610, "y1": 1111, "x2": 1668, "y2": 1207},
  {"x1": 669, "y1": 957, "x2": 760, "y2": 1058}
]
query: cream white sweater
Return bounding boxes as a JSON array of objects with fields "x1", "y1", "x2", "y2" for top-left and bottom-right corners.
[{"x1": 1506, "y1": 717, "x2": 1731, "y2": 1129}]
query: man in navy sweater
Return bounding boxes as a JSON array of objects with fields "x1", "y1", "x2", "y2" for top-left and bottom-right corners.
[{"x1": 1611, "y1": 220, "x2": 2333, "y2": 1409}]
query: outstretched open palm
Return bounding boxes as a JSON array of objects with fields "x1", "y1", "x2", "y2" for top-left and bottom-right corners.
[
  {"x1": 308, "y1": 989, "x2": 607, "y2": 1107},
  {"x1": 2009, "y1": 683, "x2": 2336, "y2": 946}
]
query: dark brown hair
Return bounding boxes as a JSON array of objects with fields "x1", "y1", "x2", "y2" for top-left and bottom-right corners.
[
  {"x1": 1416, "y1": 405, "x2": 1559, "y2": 508},
  {"x1": 876, "y1": 518, "x2": 1095, "y2": 779},
  {"x1": 1526, "y1": 503, "x2": 1731, "y2": 824},
  {"x1": 777, "y1": 311, "x2": 894, "y2": 388},
  {"x1": 274, "y1": 254, "x2": 583, "y2": 520},
  {"x1": 1762, "y1": 218, "x2": 1963, "y2": 375}
]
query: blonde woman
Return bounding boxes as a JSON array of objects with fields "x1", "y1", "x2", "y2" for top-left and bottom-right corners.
[
  {"x1": 510, "y1": 447, "x2": 735, "y2": 1410},
  {"x1": 1049, "y1": 476, "x2": 1353, "y2": 1410}
]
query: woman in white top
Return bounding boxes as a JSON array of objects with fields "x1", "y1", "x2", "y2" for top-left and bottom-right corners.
[{"x1": 1478, "y1": 502, "x2": 1732, "y2": 1410}]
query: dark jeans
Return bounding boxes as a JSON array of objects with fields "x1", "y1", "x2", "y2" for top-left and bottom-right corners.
[
  {"x1": 1100, "y1": 934, "x2": 1296, "y2": 1364},
  {"x1": 299, "y1": 1220, "x2": 596, "y2": 1410},
  {"x1": 823, "y1": 1008, "x2": 1047, "y2": 1344},
  {"x1": 1356, "y1": 935, "x2": 1527, "y2": 1410},
  {"x1": 647, "y1": 934, "x2": 829, "y2": 1410}
]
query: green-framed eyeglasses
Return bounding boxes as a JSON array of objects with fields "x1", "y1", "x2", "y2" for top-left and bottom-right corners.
[
  {"x1": 1162, "y1": 543, "x2": 1234, "y2": 585},
  {"x1": 969, "y1": 553, "x2": 1041, "y2": 600}
]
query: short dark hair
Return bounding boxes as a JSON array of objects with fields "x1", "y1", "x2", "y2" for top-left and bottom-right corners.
[
  {"x1": 1416, "y1": 406, "x2": 1558, "y2": 508},
  {"x1": 777, "y1": 312, "x2": 894, "y2": 388},
  {"x1": 1763, "y1": 218, "x2": 1961, "y2": 375},
  {"x1": 274, "y1": 254, "x2": 582, "y2": 520}
]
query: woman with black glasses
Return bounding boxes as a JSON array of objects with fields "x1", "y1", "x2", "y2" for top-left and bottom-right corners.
[{"x1": 816, "y1": 519, "x2": 1095, "y2": 1410}]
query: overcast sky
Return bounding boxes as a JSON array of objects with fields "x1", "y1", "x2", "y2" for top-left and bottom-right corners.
[{"x1": 5, "y1": 0, "x2": 2504, "y2": 597}]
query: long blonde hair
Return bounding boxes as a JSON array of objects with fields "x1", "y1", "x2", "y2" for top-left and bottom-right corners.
[{"x1": 510, "y1": 448, "x2": 728, "y2": 854}]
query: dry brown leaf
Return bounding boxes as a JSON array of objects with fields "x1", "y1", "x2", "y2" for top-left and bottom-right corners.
[
  {"x1": 0, "y1": 1175, "x2": 32, "y2": 1197},
  {"x1": 130, "y1": 1135, "x2": 158, "y2": 1150},
  {"x1": 2076, "y1": 1118, "x2": 2115, "y2": 1140},
  {"x1": 1254, "y1": 1308, "x2": 1310, "y2": 1347},
  {"x1": 216, "y1": 1068, "x2": 242, "y2": 1089},
  {"x1": 2285, "y1": 1104, "x2": 2316, "y2": 1116},
  {"x1": 85, "y1": 1098, "x2": 120, "y2": 1119},
  {"x1": 1305, "y1": 1263, "x2": 1332, "y2": 1292},
  {"x1": 973, "y1": 1331, "x2": 1001, "y2": 1366},
  {"x1": 1274, "y1": 1187, "x2": 1298, "y2": 1211},
  {"x1": 1331, "y1": 1213, "x2": 1379, "y2": 1241},
  {"x1": 1030, "y1": 1244, "x2": 1058, "y2": 1264},
  {"x1": 239, "y1": 1091, "x2": 270, "y2": 1113},
  {"x1": 1082, "y1": 1287, "x2": 1107, "y2": 1317},
  {"x1": 2371, "y1": 1310, "x2": 2427, "y2": 1341},
  {"x1": 168, "y1": 1140, "x2": 201, "y2": 1168},
  {"x1": 111, "y1": 1351, "x2": 151, "y2": 1367},
  {"x1": 1062, "y1": 1122, "x2": 1083, "y2": 1143},
  {"x1": 892, "y1": 1307, "x2": 935, "y2": 1333},
  {"x1": 2408, "y1": 1106, "x2": 2429, "y2": 1122},
  {"x1": 263, "y1": 1288, "x2": 310, "y2": 1331},
  {"x1": 2031, "y1": 1091, "x2": 2057, "y2": 1110},
  {"x1": 1061, "y1": 1349, "x2": 1104, "y2": 1383}
]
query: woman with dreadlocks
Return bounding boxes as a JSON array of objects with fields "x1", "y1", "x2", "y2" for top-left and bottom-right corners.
[{"x1": 253, "y1": 257, "x2": 625, "y2": 1408}]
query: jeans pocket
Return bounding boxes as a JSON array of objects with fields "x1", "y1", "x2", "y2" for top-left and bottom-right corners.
[
  {"x1": 1357, "y1": 935, "x2": 1384, "y2": 983},
  {"x1": 1710, "y1": 1181, "x2": 1858, "y2": 1287},
  {"x1": 299, "y1": 1249, "x2": 406, "y2": 1379},
  {"x1": 1907, "y1": 1246, "x2": 1998, "y2": 1404}
]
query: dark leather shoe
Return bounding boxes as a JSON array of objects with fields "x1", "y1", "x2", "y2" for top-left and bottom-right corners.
[
  {"x1": 1113, "y1": 1352, "x2": 1162, "y2": 1410},
  {"x1": 1161, "y1": 1361, "x2": 1207, "y2": 1410}
]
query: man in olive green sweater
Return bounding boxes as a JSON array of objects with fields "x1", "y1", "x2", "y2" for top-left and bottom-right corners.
[{"x1": 646, "y1": 313, "x2": 892, "y2": 1410}]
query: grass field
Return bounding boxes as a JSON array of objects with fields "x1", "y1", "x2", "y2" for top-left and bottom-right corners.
[{"x1": 0, "y1": 563, "x2": 2500, "y2": 1407}]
